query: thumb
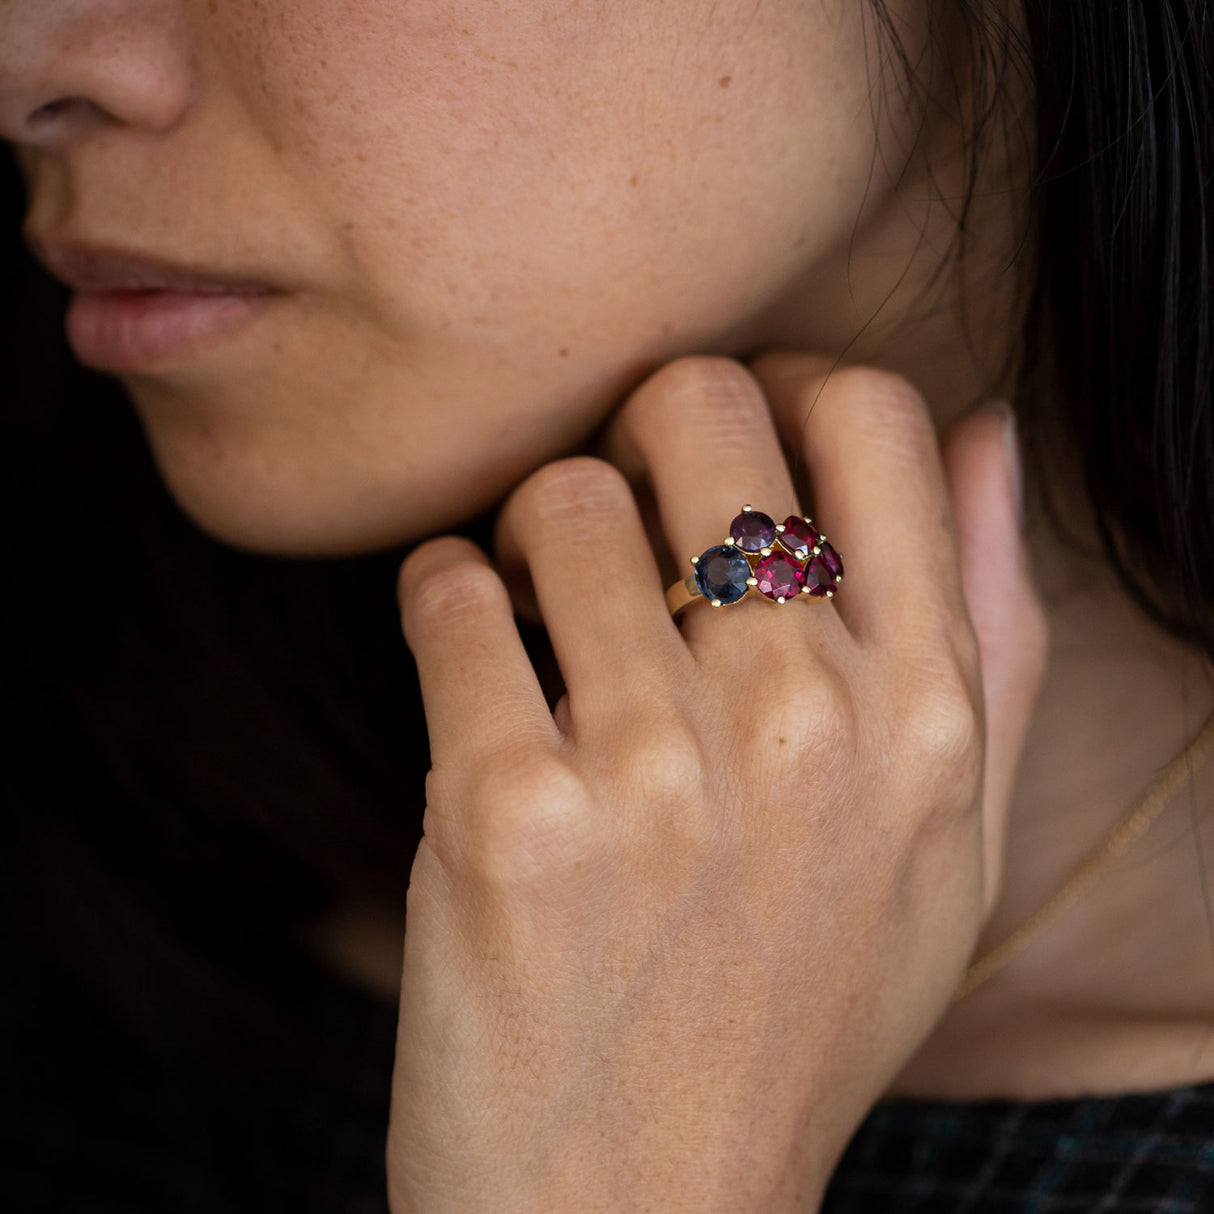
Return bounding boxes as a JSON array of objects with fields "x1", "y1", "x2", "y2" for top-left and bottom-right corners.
[{"x1": 940, "y1": 400, "x2": 1050, "y2": 923}]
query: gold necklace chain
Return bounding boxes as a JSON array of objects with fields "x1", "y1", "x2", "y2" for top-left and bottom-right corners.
[{"x1": 951, "y1": 701, "x2": 1214, "y2": 1004}]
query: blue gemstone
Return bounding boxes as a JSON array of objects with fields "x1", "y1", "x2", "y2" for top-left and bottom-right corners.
[{"x1": 694, "y1": 544, "x2": 751, "y2": 604}]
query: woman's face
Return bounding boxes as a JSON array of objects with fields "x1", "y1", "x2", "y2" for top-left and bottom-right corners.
[{"x1": 3, "y1": 0, "x2": 966, "y2": 556}]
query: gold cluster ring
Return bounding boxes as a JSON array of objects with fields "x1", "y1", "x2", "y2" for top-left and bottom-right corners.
[{"x1": 665, "y1": 504, "x2": 844, "y2": 617}]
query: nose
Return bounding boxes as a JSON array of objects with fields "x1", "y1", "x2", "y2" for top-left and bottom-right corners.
[{"x1": 0, "y1": 2, "x2": 195, "y2": 149}]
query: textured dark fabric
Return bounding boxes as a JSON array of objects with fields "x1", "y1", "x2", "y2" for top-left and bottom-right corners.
[
  {"x1": 821, "y1": 1076, "x2": 1214, "y2": 1213},
  {"x1": 6, "y1": 938, "x2": 1213, "y2": 1212}
]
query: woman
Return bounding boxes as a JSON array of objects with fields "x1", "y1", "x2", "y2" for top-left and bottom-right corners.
[{"x1": 2, "y1": 0, "x2": 1212, "y2": 1209}]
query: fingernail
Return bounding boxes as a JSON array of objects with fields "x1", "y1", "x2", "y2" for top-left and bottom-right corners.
[{"x1": 978, "y1": 398, "x2": 1024, "y2": 530}]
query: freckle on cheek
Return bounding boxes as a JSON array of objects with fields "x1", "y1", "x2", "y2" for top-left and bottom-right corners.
[{"x1": 719, "y1": 75, "x2": 732, "y2": 88}]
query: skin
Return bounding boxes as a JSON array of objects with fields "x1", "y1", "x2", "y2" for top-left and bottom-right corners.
[{"x1": 3, "y1": 0, "x2": 1214, "y2": 1200}]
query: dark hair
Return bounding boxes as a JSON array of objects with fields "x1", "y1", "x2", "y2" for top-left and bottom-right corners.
[
  {"x1": 866, "y1": 0, "x2": 1214, "y2": 659},
  {"x1": 4, "y1": 1, "x2": 1212, "y2": 1206}
]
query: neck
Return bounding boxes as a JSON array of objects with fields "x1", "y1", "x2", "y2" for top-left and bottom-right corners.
[{"x1": 890, "y1": 465, "x2": 1214, "y2": 1100}]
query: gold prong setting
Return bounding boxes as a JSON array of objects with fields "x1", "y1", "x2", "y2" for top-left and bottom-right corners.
[{"x1": 685, "y1": 505, "x2": 844, "y2": 609}]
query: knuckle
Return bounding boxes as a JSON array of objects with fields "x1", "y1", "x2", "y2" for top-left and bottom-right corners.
[
  {"x1": 398, "y1": 534, "x2": 479, "y2": 594},
  {"x1": 510, "y1": 455, "x2": 633, "y2": 530},
  {"x1": 909, "y1": 657, "x2": 980, "y2": 754},
  {"x1": 920, "y1": 691, "x2": 980, "y2": 768},
  {"x1": 620, "y1": 719, "x2": 722, "y2": 856},
  {"x1": 460, "y1": 756, "x2": 597, "y2": 887},
  {"x1": 825, "y1": 366, "x2": 935, "y2": 458},
  {"x1": 831, "y1": 365, "x2": 929, "y2": 417},
  {"x1": 742, "y1": 663, "x2": 856, "y2": 762},
  {"x1": 405, "y1": 554, "x2": 509, "y2": 629},
  {"x1": 644, "y1": 355, "x2": 769, "y2": 436},
  {"x1": 903, "y1": 675, "x2": 983, "y2": 818},
  {"x1": 622, "y1": 715, "x2": 707, "y2": 805}
]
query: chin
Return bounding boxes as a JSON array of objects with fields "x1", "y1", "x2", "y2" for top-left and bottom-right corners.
[
  {"x1": 165, "y1": 471, "x2": 431, "y2": 559},
  {"x1": 173, "y1": 492, "x2": 430, "y2": 559},
  {"x1": 139, "y1": 422, "x2": 507, "y2": 560},
  {"x1": 117, "y1": 328, "x2": 645, "y2": 560}
]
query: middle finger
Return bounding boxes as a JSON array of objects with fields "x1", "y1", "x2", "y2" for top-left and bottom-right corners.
[{"x1": 595, "y1": 355, "x2": 850, "y2": 642}]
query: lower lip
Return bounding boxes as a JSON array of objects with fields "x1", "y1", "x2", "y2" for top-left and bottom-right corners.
[{"x1": 65, "y1": 288, "x2": 277, "y2": 371}]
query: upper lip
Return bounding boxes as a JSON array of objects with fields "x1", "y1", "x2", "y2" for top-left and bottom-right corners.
[{"x1": 24, "y1": 232, "x2": 278, "y2": 295}]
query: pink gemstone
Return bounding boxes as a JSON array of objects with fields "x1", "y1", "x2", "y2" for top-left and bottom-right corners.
[
  {"x1": 753, "y1": 552, "x2": 805, "y2": 601},
  {"x1": 818, "y1": 540, "x2": 843, "y2": 581},
  {"x1": 777, "y1": 515, "x2": 818, "y2": 560},
  {"x1": 804, "y1": 554, "x2": 834, "y2": 596}
]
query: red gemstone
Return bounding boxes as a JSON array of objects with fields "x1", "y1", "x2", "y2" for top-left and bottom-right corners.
[
  {"x1": 804, "y1": 554, "x2": 834, "y2": 596},
  {"x1": 777, "y1": 515, "x2": 818, "y2": 560},
  {"x1": 754, "y1": 552, "x2": 805, "y2": 601},
  {"x1": 818, "y1": 540, "x2": 843, "y2": 581}
]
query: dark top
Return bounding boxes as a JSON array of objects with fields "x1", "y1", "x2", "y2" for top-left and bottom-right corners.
[
  {"x1": 5, "y1": 941, "x2": 1213, "y2": 1213},
  {"x1": 823, "y1": 1075, "x2": 1214, "y2": 1213}
]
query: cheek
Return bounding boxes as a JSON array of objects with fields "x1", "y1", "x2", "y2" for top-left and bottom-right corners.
[{"x1": 226, "y1": 0, "x2": 888, "y2": 342}]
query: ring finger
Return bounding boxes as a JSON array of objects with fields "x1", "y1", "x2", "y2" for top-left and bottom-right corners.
[{"x1": 594, "y1": 355, "x2": 849, "y2": 645}]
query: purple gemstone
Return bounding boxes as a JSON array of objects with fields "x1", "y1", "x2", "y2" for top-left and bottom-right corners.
[
  {"x1": 818, "y1": 540, "x2": 844, "y2": 581},
  {"x1": 753, "y1": 553, "x2": 805, "y2": 602},
  {"x1": 777, "y1": 515, "x2": 818, "y2": 560},
  {"x1": 693, "y1": 544, "x2": 751, "y2": 605},
  {"x1": 804, "y1": 554, "x2": 834, "y2": 597},
  {"x1": 729, "y1": 508, "x2": 777, "y2": 553}
]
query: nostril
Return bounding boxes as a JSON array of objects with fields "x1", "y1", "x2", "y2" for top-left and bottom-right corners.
[
  {"x1": 22, "y1": 96, "x2": 111, "y2": 145},
  {"x1": 27, "y1": 96, "x2": 91, "y2": 125}
]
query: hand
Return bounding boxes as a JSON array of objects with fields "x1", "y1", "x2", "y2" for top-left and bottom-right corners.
[{"x1": 387, "y1": 353, "x2": 1048, "y2": 1213}]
